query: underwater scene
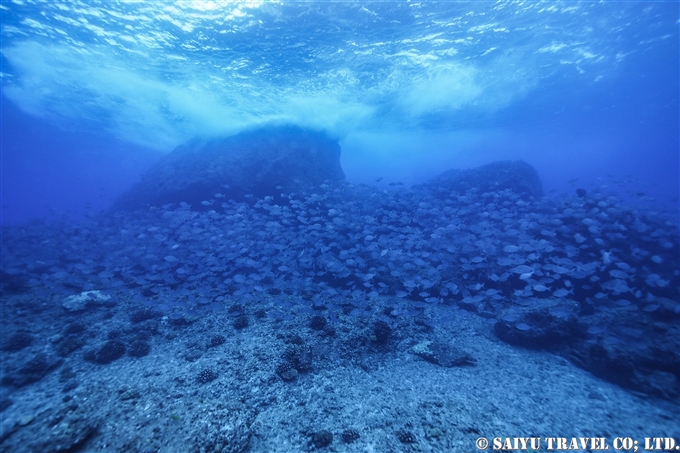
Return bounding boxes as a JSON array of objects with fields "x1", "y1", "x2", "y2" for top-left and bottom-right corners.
[{"x1": 0, "y1": 1, "x2": 679, "y2": 452}]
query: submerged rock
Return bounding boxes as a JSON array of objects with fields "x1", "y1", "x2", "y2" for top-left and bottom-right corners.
[
  {"x1": 62, "y1": 290, "x2": 111, "y2": 312},
  {"x1": 423, "y1": 160, "x2": 543, "y2": 199},
  {"x1": 412, "y1": 340, "x2": 475, "y2": 367},
  {"x1": 114, "y1": 125, "x2": 345, "y2": 210},
  {"x1": 2, "y1": 353, "x2": 62, "y2": 387}
]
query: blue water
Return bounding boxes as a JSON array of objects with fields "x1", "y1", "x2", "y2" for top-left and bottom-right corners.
[
  {"x1": 1, "y1": 1, "x2": 678, "y2": 224},
  {"x1": 1, "y1": 4, "x2": 680, "y2": 450}
]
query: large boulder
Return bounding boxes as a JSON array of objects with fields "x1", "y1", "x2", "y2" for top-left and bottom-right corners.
[
  {"x1": 113, "y1": 125, "x2": 344, "y2": 210},
  {"x1": 493, "y1": 298, "x2": 680, "y2": 401},
  {"x1": 424, "y1": 160, "x2": 543, "y2": 199}
]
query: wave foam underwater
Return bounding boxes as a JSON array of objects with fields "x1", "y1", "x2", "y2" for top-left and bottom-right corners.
[{"x1": 2, "y1": 1, "x2": 674, "y2": 148}]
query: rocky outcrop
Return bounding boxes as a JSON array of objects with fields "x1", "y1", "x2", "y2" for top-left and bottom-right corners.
[
  {"x1": 113, "y1": 125, "x2": 344, "y2": 211},
  {"x1": 493, "y1": 298, "x2": 680, "y2": 401},
  {"x1": 424, "y1": 160, "x2": 543, "y2": 199}
]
